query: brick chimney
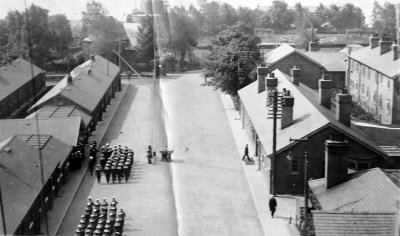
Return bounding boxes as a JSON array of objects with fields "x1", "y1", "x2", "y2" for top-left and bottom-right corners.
[
  {"x1": 319, "y1": 76, "x2": 332, "y2": 109},
  {"x1": 257, "y1": 67, "x2": 269, "y2": 93},
  {"x1": 281, "y1": 90, "x2": 294, "y2": 129},
  {"x1": 325, "y1": 135, "x2": 350, "y2": 189},
  {"x1": 379, "y1": 39, "x2": 392, "y2": 55},
  {"x1": 67, "y1": 74, "x2": 73, "y2": 84},
  {"x1": 370, "y1": 35, "x2": 380, "y2": 49},
  {"x1": 309, "y1": 41, "x2": 319, "y2": 51},
  {"x1": 392, "y1": 44, "x2": 399, "y2": 61},
  {"x1": 266, "y1": 73, "x2": 278, "y2": 106},
  {"x1": 335, "y1": 93, "x2": 352, "y2": 126},
  {"x1": 290, "y1": 66, "x2": 300, "y2": 86}
]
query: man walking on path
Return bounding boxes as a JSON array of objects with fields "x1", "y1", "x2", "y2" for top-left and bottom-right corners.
[
  {"x1": 269, "y1": 195, "x2": 277, "y2": 218},
  {"x1": 88, "y1": 156, "x2": 95, "y2": 176},
  {"x1": 242, "y1": 144, "x2": 251, "y2": 161}
]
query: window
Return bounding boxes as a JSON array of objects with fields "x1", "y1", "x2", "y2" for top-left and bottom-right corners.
[
  {"x1": 375, "y1": 72, "x2": 379, "y2": 83},
  {"x1": 366, "y1": 88, "x2": 370, "y2": 98},
  {"x1": 379, "y1": 95, "x2": 383, "y2": 108},
  {"x1": 367, "y1": 68, "x2": 370, "y2": 79},
  {"x1": 388, "y1": 80, "x2": 391, "y2": 88},
  {"x1": 290, "y1": 159, "x2": 299, "y2": 174},
  {"x1": 380, "y1": 74, "x2": 383, "y2": 83}
]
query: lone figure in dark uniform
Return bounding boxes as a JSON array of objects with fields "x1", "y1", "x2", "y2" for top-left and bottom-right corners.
[
  {"x1": 95, "y1": 165, "x2": 102, "y2": 183},
  {"x1": 88, "y1": 156, "x2": 95, "y2": 176},
  {"x1": 269, "y1": 195, "x2": 277, "y2": 218},
  {"x1": 242, "y1": 144, "x2": 251, "y2": 161}
]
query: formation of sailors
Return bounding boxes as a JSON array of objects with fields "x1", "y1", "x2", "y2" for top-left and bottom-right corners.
[
  {"x1": 75, "y1": 196, "x2": 126, "y2": 236},
  {"x1": 96, "y1": 144, "x2": 134, "y2": 184}
]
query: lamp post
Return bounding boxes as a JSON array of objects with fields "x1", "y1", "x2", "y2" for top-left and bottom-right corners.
[{"x1": 287, "y1": 137, "x2": 309, "y2": 228}]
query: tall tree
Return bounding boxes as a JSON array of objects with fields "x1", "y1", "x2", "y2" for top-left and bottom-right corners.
[
  {"x1": 169, "y1": 6, "x2": 198, "y2": 69},
  {"x1": 200, "y1": 1, "x2": 221, "y2": 36},
  {"x1": 262, "y1": 0, "x2": 294, "y2": 31},
  {"x1": 371, "y1": 1, "x2": 397, "y2": 38},
  {"x1": 135, "y1": 16, "x2": 154, "y2": 63},
  {"x1": 81, "y1": 0, "x2": 125, "y2": 59},
  {"x1": 218, "y1": 3, "x2": 238, "y2": 29},
  {"x1": 48, "y1": 14, "x2": 73, "y2": 58},
  {"x1": 203, "y1": 23, "x2": 261, "y2": 95}
]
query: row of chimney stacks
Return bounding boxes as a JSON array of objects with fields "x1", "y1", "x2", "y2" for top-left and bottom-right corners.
[
  {"x1": 369, "y1": 35, "x2": 399, "y2": 61},
  {"x1": 257, "y1": 67, "x2": 353, "y2": 128}
]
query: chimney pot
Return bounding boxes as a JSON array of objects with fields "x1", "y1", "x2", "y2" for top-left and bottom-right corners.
[
  {"x1": 67, "y1": 74, "x2": 73, "y2": 84},
  {"x1": 265, "y1": 73, "x2": 278, "y2": 107},
  {"x1": 335, "y1": 93, "x2": 352, "y2": 126},
  {"x1": 281, "y1": 95, "x2": 294, "y2": 129},
  {"x1": 370, "y1": 34, "x2": 380, "y2": 49},
  {"x1": 90, "y1": 55, "x2": 95, "y2": 62},
  {"x1": 309, "y1": 41, "x2": 319, "y2": 52},
  {"x1": 392, "y1": 44, "x2": 399, "y2": 61},
  {"x1": 319, "y1": 78, "x2": 333, "y2": 109},
  {"x1": 379, "y1": 39, "x2": 392, "y2": 55},
  {"x1": 257, "y1": 67, "x2": 269, "y2": 93},
  {"x1": 290, "y1": 66, "x2": 300, "y2": 86}
]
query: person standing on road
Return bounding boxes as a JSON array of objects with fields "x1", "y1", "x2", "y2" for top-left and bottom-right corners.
[
  {"x1": 269, "y1": 195, "x2": 277, "y2": 218},
  {"x1": 95, "y1": 165, "x2": 102, "y2": 183},
  {"x1": 242, "y1": 144, "x2": 251, "y2": 161},
  {"x1": 104, "y1": 165, "x2": 111, "y2": 183},
  {"x1": 88, "y1": 156, "x2": 95, "y2": 176}
]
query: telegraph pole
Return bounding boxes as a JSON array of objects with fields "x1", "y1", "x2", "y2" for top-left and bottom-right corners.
[{"x1": 267, "y1": 89, "x2": 282, "y2": 195}]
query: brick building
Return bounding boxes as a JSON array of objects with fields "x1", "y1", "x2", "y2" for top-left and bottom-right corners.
[
  {"x1": 346, "y1": 35, "x2": 400, "y2": 124},
  {"x1": 28, "y1": 55, "x2": 121, "y2": 133},
  {"x1": 238, "y1": 68, "x2": 396, "y2": 195},
  {"x1": 0, "y1": 59, "x2": 46, "y2": 119}
]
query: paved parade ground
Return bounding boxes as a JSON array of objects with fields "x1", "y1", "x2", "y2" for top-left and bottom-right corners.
[{"x1": 58, "y1": 73, "x2": 264, "y2": 236}]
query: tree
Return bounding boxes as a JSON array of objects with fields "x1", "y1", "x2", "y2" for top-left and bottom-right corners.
[
  {"x1": 203, "y1": 23, "x2": 261, "y2": 95},
  {"x1": 262, "y1": 1, "x2": 294, "y2": 31},
  {"x1": 218, "y1": 3, "x2": 238, "y2": 29},
  {"x1": 81, "y1": 0, "x2": 125, "y2": 60},
  {"x1": 48, "y1": 14, "x2": 73, "y2": 58},
  {"x1": 169, "y1": 6, "x2": 198, "y2": 70},
  {"x1": 371, "y1": 1, "x2": 397, "y2": 38},
  {"x1": 135, "y1": 16, "x2": 154, "y2": 63},
  {"x1": 200, "y1": 1, "x2": 221, "y2": 36},
  {"x1": 188, "y1": 5, "x2": 205, "y2": 35}
]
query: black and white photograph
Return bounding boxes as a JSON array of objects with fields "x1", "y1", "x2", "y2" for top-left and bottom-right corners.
[{"x1": 0, "y1": 0, "x2": 399, "y2": 235}]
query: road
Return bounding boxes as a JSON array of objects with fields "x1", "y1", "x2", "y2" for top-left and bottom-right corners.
[{"x1": 58, "y1": 73, "x2": 264, "y2": 236}]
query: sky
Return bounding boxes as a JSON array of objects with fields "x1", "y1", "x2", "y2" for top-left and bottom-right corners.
[{"x1": 0, "y1": 0, "x2": 398, "y2": 24}]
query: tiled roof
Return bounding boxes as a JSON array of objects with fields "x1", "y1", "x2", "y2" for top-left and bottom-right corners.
[
  {"x1": 238, "y1": 70, "x2": 329, "y2": 156},
  {"x1": 26, "y1": 105, "x2": 92, "y2": 127},
  {"x1": 264, "y1": 44, "x2": 296, "y2": 64},
  {"x1": 312, "y1": 211, "x2": 397, "y2": 236},
  {"x1": 0, "y1": 58, "x2": 43, "y2": 101},
  {"x1": 0, "y1": 136, "x2": 71, "y2": 234},
  {"x1": 302, "y1": 51, "x2": 347, "y2": 72},
  {"x1": 348, "y1": 45, "x2": 400, "y2": 78},
  {"x1": 309, "y1": 168, "x2": 400, "y2": 212},
  {"x1": 0, "y1": 117, "x2": 81, "y2": 146},
  {"x1": 30, "y1": 55, "x2": 119, "y2": 113},
  {"x1": 264, "y1": 44, "x2": 324, "y2": 70},
  {"x1": 238, "y1": 69, "x2": 388, "y2": 159},
  {"x1": 295, "y1": 82, "x2": 389, "y2": 159}
]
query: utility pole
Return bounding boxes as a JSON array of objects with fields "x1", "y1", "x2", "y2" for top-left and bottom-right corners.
[{"x1": 267, "y1": 89, "x2": 282, "y2": 195}]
